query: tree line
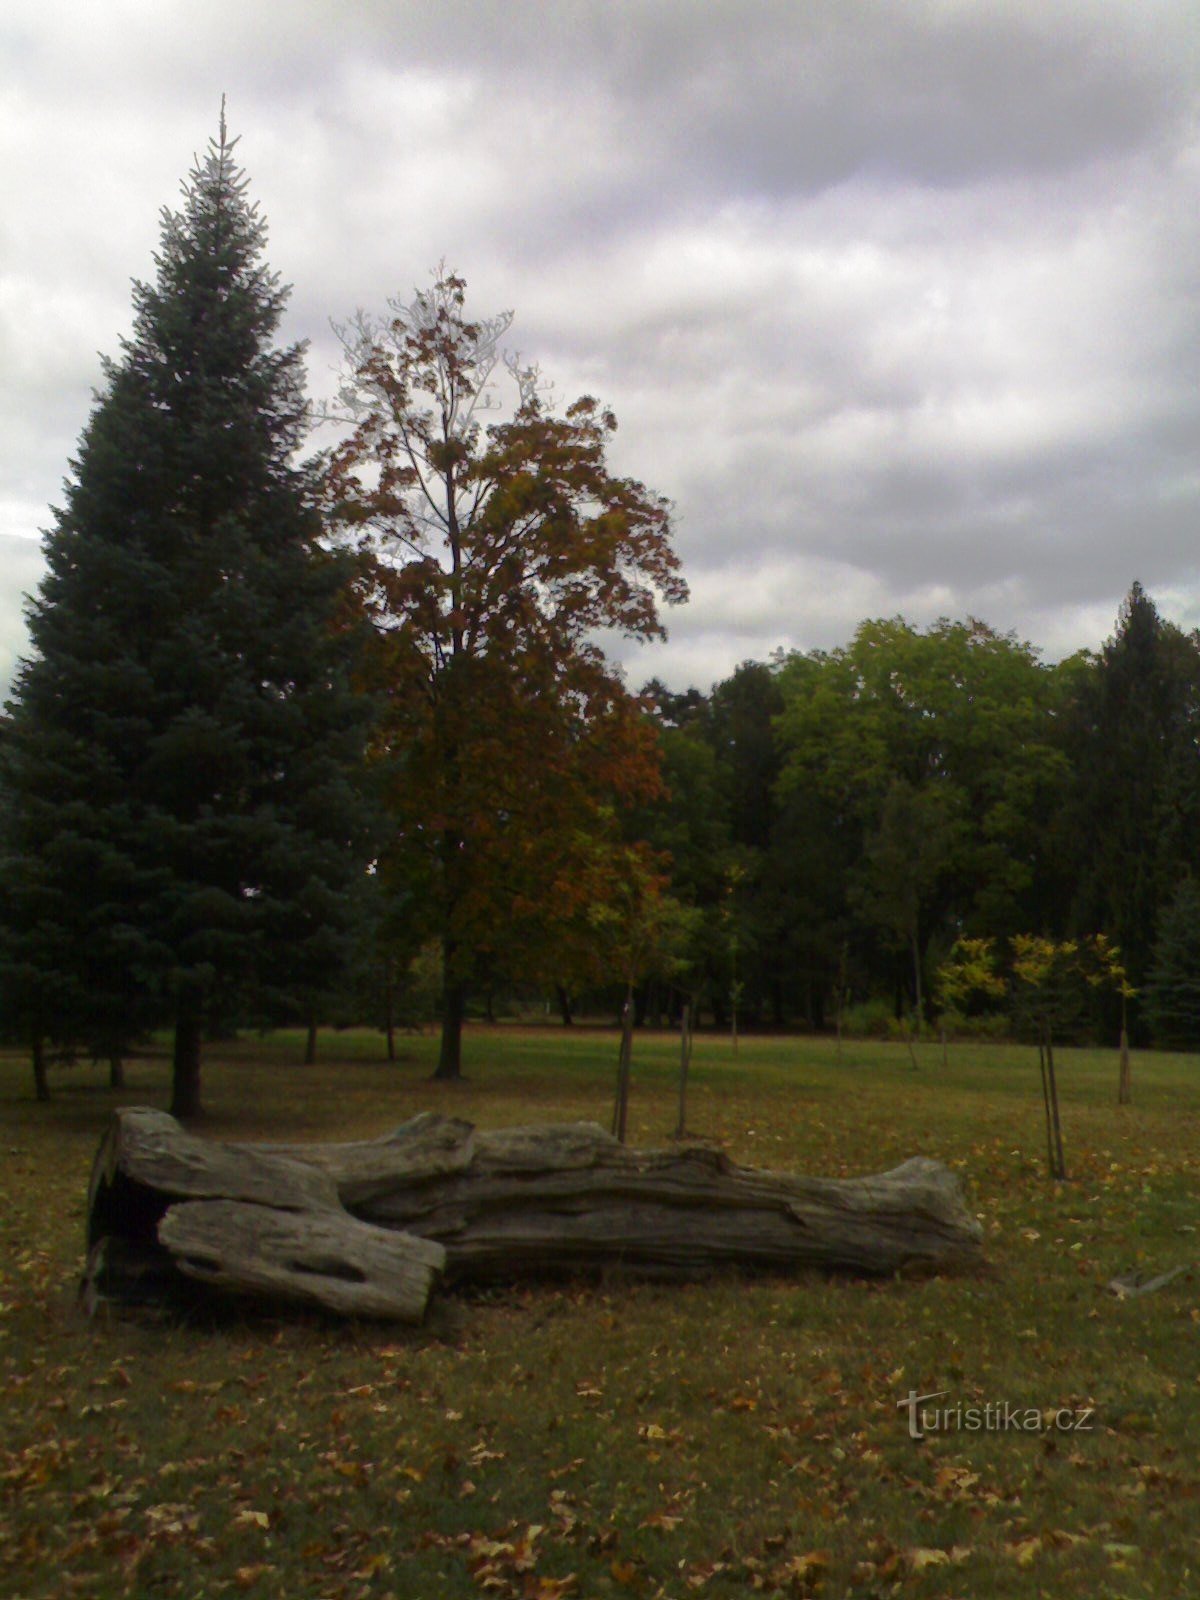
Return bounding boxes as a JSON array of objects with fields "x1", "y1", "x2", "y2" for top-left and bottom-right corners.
[
  {"x1": 630, "y1": 593, "x2": 1200, "y2": 1053},
  {"x1": 3, "y1": 113, "x2": 1197, "y2": 1119}
]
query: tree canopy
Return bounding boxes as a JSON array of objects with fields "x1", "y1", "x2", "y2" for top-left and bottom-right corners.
[{"x1": 323, "y1": 269, "x2": 686, "y2": 1076}]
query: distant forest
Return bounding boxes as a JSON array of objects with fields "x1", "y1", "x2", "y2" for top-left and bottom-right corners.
[{"x1": 622, "y1": 582, "x2": 1200, "y2": 1049}]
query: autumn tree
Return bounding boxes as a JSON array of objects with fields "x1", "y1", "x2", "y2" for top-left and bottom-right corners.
[
  {"x1": 324, "y1": 270, "x2": 686, "y2": 1078},
  {"x1": 934, "y1": 936, "x2": 1006, "y2": 1062},
  {"x1": 0, "y1": 111, "x2": 369, "y2": 1115},
  {"x1": 1010, "y1": 935, "x2": 1129, "y2": 1179}
]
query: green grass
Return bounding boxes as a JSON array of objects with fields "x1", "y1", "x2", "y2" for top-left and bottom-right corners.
[{"x1": 2, "y1": 1026, "x2": 1198, "y2": 1598}]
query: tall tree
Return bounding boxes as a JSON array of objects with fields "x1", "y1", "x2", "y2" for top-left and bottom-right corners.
[
  {"x1": 775, "y1": 617, "x2": 1072, "y2": 1018},
  {"x1": 1144, "y1": 878, "x2": 1200, "y2": 1050},
  {"x1": 324, "y1": 270, "x2": 685, "y2": 1078},
  {"x1": 0, "y1": 109, "x2": 368, "y2": 1116},
  {"x1": 1067, "y1": 582, "x2": 1200, "y2": 1000}
]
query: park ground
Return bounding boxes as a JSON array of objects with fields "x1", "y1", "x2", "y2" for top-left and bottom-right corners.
[{"x1": 0, "y1": 1026, "x2": 1197, "y2": 1598}]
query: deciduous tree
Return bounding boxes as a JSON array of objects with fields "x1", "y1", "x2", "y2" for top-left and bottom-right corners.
[
  {"x1": 324, "y1": 270, "x2": 686, "y2": 1078},
  {"x1": 776, "y1": 617, "x2": 1072, "y2": 1019}
]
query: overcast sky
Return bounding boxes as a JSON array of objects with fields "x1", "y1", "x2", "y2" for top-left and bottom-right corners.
[{"x1": 3, "y1": 0, "x2": 1198, "y2": 694}]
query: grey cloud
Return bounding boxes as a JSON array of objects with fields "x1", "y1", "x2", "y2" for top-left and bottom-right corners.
[
  {"x1": 1, "y1": 0, "x2": 1197, "y2": 697},
  {"x1": 0, "y1": 537, "x2": 45, "y2": 700}
]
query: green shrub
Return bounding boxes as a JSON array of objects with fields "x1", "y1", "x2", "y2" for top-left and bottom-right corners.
[
  {"x1": 938, "y1": 1009, "x2": 1011, "y2": 1042},
  {"x1": 839, "y1": 998, "x2": 896, "y2": 1038}
]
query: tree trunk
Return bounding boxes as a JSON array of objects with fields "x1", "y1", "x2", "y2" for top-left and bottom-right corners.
[
  {"x1": 304, "y1": 1012, "x2": 318, "y2": 1066},
  {"x1": 910, "y1": 928, "x2": 923, "y2": 1033},
  {"x1": 902, "y1": 1017, "x2": 920, "y2": 1070},
  {"x1": 555, "y1": 985, "x2": 574, "y2": 1027},
  {"x1": 109, "y1": 1054, "x2": 125, "y2": 1090},
  {"x1": 32, "y1": 1035, "x2": 50, "y2": 1103},
  {"x1": 1117, "y1": 1026, "x2": 1132, "y2": 1105},
  {"x1": 170, "y1": 990, "x2": 203, "y2": 1120},
  {"x1": 811, "y1": 979, "x2": 826, "y2": 1034},
  {"x1": 384, "y1": 959, "x2": 396, "y2": 1062},
  {"x1": 84, "y1": 1108, "x2": 984, "y2": 1321},
  {"x1": 1045, "y1": 1034, "x2": 1067, "y2": 1180},
  {"x1": 436, "y1": 970, "x2": 466, "y2": 1080},
  {"x1": 675, "y1": 1001, "x2": 693, "y2": 1139},
  {"x1": 1038, "y1": 1034, "x2": 1055, "y2": 1175},
  {"x1": 612, "y1": 985, "x2": 634, "y2": 1143}
]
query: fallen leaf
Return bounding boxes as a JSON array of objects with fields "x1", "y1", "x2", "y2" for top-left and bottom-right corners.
[
  {"x1": 908, "y1": 1547, "x2": 950, "y2": 1570},
  {"x1": 1007, "y1": 1535, "x2": 1043, "y2": 1566}
]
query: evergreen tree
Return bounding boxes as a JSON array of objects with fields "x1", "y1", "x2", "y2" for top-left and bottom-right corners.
[
  {"x1": 1144, "y1": 878, "x2": 1200, "y2": 1050},
  {"x1": 1068, "y1": 582, "x2": 1200, "y2": 997},
  {"x1": 0, "y1": 108, "x2": 368, "y2": 1115}
]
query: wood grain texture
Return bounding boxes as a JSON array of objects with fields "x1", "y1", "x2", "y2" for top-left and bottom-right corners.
[{"x1": 83, "y1": 1108, "x2": 983, "y2": 1322}]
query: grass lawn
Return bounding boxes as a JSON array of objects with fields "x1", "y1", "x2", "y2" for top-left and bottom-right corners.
[{"x1": 1, "y1": 1025, "x2": 1197, "y2": 1598}]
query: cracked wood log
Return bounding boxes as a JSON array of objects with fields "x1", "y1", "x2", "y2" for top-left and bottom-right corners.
[
  {"x1": 293, "y1": 1116, "x2": 983, "y2": 1280},
  {"x1": 84, "y1": 1108, "x2": 982, "y2": 1320},
  {"x1": 83, "y1": 1108, "x2": 445, "y2": 1322}
]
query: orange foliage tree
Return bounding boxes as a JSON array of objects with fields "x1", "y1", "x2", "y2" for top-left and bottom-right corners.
[{"x1": 323, "y1": 270, "x2": 687, "y2": 1078}]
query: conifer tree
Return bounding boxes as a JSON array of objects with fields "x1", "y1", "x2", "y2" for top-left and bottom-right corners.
[
  {"x1": 1068, "y1": 582, "x2": 1200, "y2": 996},
  {"x1": 1144, "y1": 878, "x2": 1200, "y2": 1050},
  {"x1": 0, "y1": 108, "x2": 368, "y2": 1115}
]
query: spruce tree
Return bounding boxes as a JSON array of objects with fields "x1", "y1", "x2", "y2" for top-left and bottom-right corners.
[
  {"x1": 1, "y1": 108, "x2": 368, "y2": 1115},
  {"x1": 1068, "y1": 582, "x2": 1200, "y2": 996},
  {"x1": 1145, "y1": 878, "x2": 1200, "y2": 1050}
]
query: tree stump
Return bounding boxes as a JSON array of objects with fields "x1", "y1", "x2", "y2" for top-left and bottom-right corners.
[{"x1": 83, "y1": 1108, "x2": 983, "y2": 1323}]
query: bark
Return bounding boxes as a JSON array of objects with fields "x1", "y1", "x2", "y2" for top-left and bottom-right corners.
[
  {"x1": 555, "y1": 985, "x2": 574, "y2": 1027},
  {"x1": 384, "y1": 960, "x2": 396, "y2": 1063},
  {"x1": 158, "y1": 1201, "x2": 442, "y2": 1321},
  {"x1": 1038, "y1": 1036, "x2": 1055, "y2": 1175},
  {"x1": 1117, "y1": 1027, "x2": 1132, "y2": 1106},
  {"x1": 435, "y1": 945, "x2": 465, "y2": 1080},
  {"x1": 83, "y1": 1108, "x2": 444, "y2": 1323},
  {"x1": 268, "y1": 1120, "x2": 987, "y2": 1282},
  {"x1": 170, "y1": 990, "x2": 203, "y2": 1120},
  {"x1": 84, "y1": 1107, "x2": 984, "y2": 1322},
  {"x1": 1045, "y1": 1035, "x2": 1067, "y2": 1180},
  {"x1": 675, "y1": 1002, "x2": 693, "y2": 1139},
  {"x1": 910, "y1": 928, "x2": 923, "y2": 1031},
  {"x1": 32, "y1": 1035, "x2": 50, "y2": 1104},
  {"x1": 612, "y1": 986, "x2": 634, "y2": 1143}
]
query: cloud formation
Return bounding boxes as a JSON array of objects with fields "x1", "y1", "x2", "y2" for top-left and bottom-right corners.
[{"x1": 2, "y1": 0, "x2": 1197, "y2": 692}]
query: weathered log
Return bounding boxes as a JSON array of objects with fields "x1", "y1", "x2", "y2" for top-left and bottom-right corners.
[
  {"x1": 83, "y1": 1107, "x2": 445, "y2": 1322},
  {"x1": 84, "y1": 1108, "x2": 982, "y2": 1321},
  {"x1": 289, "y1": 1116, "x2": 984, "y2": 1281},
  {"x1": 158, "y1": 1200, "x2": 444, "y2": 1321}
]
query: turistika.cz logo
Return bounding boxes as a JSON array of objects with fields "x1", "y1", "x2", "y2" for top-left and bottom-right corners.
[{"x1": 897, "y1": 1388, "x2": 1095, "y2": 1442}]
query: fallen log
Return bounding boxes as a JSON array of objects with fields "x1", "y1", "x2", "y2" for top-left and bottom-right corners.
[
  {"x1": 83, "y1": 1108, "x2": 983, "y2": 1323},
  {"x1": 84, "y1": 1108, "x2": 445, "y2": 1322}
]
